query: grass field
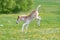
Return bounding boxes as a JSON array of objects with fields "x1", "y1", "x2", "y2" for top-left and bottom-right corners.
[{"x1": 0, "y1": 0, "x2": 60, "y2": 40}]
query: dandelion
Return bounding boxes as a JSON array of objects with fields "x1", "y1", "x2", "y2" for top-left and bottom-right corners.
[{"x1": 0, "y1": 24, "x2": 3, "y2": 27}]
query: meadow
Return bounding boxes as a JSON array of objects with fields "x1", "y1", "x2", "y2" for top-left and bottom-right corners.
[{"x1": 0, "y1": 0, "x2": 60, "y2": 40}]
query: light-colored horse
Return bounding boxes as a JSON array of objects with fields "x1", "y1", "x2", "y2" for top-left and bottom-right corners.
[{"x1": 16, "y1": 5, "x2": 41, "y2": 33}]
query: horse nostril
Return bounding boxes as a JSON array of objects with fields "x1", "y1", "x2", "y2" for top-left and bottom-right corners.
[{"x1": 16, "y1": 22, "x2": 18, "y2": 24}]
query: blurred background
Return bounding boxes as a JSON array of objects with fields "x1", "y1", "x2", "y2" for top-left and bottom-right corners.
[
  {"x1": 0, "y1": 0, "x2": 33, "y2": 13},
  {"x1": 0, "y1": 0, "x2": 60, "y2": 40}
]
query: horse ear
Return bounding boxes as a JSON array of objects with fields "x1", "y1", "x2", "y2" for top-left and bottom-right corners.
[{"x1": 18, "y1": 16, "x2": 20, "y2": 18}]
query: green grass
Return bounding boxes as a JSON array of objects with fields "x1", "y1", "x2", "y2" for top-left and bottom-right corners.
[{"x1": 0, "y1": 0, "x2": 60, "y2": 40}]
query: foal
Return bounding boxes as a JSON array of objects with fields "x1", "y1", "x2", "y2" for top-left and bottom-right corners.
[{"x1": 16, "y1": 5, "x2": 41, "y2": 33}]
